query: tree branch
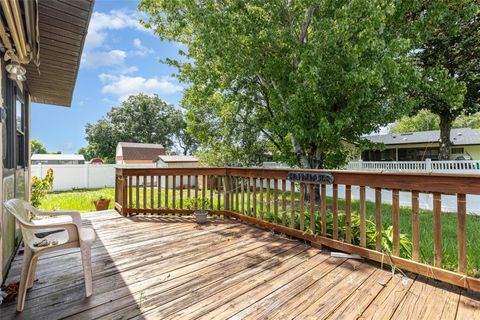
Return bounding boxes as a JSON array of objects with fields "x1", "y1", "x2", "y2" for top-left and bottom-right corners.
[{"x1": 299, "y1": 5, "x2": 316, "y2": 44}]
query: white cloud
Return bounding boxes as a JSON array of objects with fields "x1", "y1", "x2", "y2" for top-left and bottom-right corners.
[
  {"x1": 82, "y1": 9, "x2": 149, "y2": 68},
  {"x1": 99, "y1": 74, "x2": 183, "y2": 101},
  {"x1": 81, "y1": 50, "x2": 127, "y2": 69},
  {"x1": 131, "y1": 38, "x2": 154, "y2": 56},
  {"x1": 85, "y1": 10, "x2": 146, "y2": 50}
]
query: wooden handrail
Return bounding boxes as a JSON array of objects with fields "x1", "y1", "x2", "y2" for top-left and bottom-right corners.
[{"x1": 114, "y1": 166, "x2": 480, "y2": 292}]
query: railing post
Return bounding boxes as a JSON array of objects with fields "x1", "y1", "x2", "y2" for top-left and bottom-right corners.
[{"x1": 121, "y1": 174, "x2": 128, "y2": 216}]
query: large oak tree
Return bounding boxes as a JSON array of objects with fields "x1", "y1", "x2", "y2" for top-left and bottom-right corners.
[{"x1": 140, "y1": 0, "x2": 472, "y2": 168}]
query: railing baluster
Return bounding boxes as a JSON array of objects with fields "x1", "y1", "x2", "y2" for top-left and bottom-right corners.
[
  {"x1": 274, "y1": 179, "x2": 279, "y2": 223},
  {"x1": 412, "y1": 191, "x2": 420, "y2": 261},
  {"x1": 247, "y1": 177, "x2": 251, "y2": 216},
  {"x1": 259, "y1": 178, "x2": 264, "y2": 219},
  {"x1": 392, "y1": 189, "x2": 400, "y2": 256},
  {"x1": 309, "y1": 184, "x2": 315, "y2": 234},
  {"x1": 230, "y1": 176, "x2": 234, "y2": 210},
  {"x1": 172, "y1": 175, "x2": 176, "y2": 209},
  {"x1": 321, "y1": 184, "x2": 327, "y2": 236},
  {"x1": 375, "y1": 188, "x2": 382, "y2": 251},
  {"x1": 202, "y1": 175, "x2": 207, "y2": 207},
  {"x1": 332, "y1": 184, "x2": 338, "y2": 240},
  {"x1": 187, "y1": 175, "x2": 191, "y2": 200},
  {"x1": 457, "y1": 193, "x2": 467, "y2": 273},
  {"x1": 282, "y1": 179, "x2": 287, "y2": 226},
  {"x1": 234, "y1": 176, "x2": 238, "y2": 212},
  {"x1": 179, "y1": 175, "x2": 184, "y2": 209},
  {"x1": 157, "y1": 175, "x2": 161, "y2": 209},
  {"x1": 165, "y1": 175, "x2": 169, "y2": 209},
  {"x1": 360, "y1": 186, "x2": 366, "y2": 247},
  {"x1": 150, "y1": 176, "x2": 154, "y2": 209},
  {"x1": 128, "y1": 176, "x2": 133, "y2": 210},
  {"x1": 217, "y1": 175, "x2": 221, "y2": 210},
  {"x1": 299, "y1": 183, "x2": 305, "y2": 231},
  {"x1": 143, "y1": 176, "x2": 147, "y2": 211},
  {"x1": 241, "y1": 177, "x2": 245, "y2": 214},
  {"x1": 209, "y1": 175, "x2": 213, "y2": 210},
  {"x1": 253, "y1": 178, "x2": 257, "y2": 217},
  {"x1": 345, "y1": 185, "x2": 352, "y2": 243},
  {"x1": 266, "y1": 178, "x2": 271, "y2": 219},
  {"x1": 194, "y1": 175, "x2": 199, "y2": 208},
  {"x1": 290, "y1": 181, "x2": 295, "y2": 229},
  {"x1": 433, "y1": 192, "x2": 442, "y2": 267},
  {"x1": 136, "y1": 176, "x2": 140, "y2": 210}
]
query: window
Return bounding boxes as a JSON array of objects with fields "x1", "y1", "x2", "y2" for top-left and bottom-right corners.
[
  {"x1": 451, "y1": 147, "x2": 464, "y2": 154},
  {"x1": 15, "y1": 91, "x2": 27, "y2": 168}
]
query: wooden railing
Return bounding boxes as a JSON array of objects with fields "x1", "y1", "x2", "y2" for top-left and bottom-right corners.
[{"x1": 115, "y1": 167, "x2": 480, "y2": 292}]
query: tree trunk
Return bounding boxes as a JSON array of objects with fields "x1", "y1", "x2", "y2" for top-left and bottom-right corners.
[{"x1": 438, "y1": 115, "x2": 452, "y2": 160}]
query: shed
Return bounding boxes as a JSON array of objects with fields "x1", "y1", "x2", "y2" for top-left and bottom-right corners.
[
  {"x1": 116, "y1": 142, "x2": 166, "y2": 164},
  {"x1": 156, "y1": 155, "x2": 199, "y2": 168}
]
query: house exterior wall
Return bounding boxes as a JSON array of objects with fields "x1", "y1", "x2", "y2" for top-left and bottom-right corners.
[
  {"x1": 362, "y1": 142, "x2": 480, "y2": 161},
  {"x1": 0, "y1": 60, "x2": 30, "y2": 283}
]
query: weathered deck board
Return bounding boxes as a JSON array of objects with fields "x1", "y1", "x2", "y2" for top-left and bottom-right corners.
[{"x1": 0, "y1": 210, "x2": 477, "y2": 320}]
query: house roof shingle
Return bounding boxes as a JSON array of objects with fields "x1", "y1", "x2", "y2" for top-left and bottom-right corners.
[
  {"x1": 118, "y1": 142, "x2": 165, "y2": 161},
  {"x1": 365, "y1": 128, "x2": 480, "y2": 146}
]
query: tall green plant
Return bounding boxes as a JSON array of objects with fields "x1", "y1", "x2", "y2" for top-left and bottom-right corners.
[{"x1": 31, "y1": 168, "x2": 54, "y2": 207}]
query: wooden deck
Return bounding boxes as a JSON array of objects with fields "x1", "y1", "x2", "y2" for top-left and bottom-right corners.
[{"x1": 1, "y1": 211, "x2": 479, "y2": 320}]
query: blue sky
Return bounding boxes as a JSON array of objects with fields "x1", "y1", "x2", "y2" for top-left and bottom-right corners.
[{"x1": 31, "y1": 0, "x2": 183, "y2": 153}]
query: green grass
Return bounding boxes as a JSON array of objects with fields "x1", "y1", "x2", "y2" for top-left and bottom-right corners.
[
  {"x1": 40, "y1": 187, "x2": 480, "y2": 277},
  {"x1": 40, "y1": 188, "x2": 116, "y2": 212}
]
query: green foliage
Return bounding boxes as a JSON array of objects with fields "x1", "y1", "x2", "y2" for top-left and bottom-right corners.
[
  {"x1": 77, "y1": 145, "x2": 97, "y2": 161},
  {"x1": 185, "y1": 197, "x2": 211, "y2": 210},
  {"x1": 264, "y1": 209, "x2": 412, "y2": 259},
  {"x1": 83, "y1": 94, "x2": 197, "y2": 163},
  {"x1": 31, "y1": 168, "x2": 54, "y2": 207},
  {"x1": 30, "y1": 140, "x2": 62, "y2": 155},
  {"x1": 391, "y1": 110, "x2": 480, "y2": 134},
  {"x1": 139, "y1": 0, "x2": 442, "y2": 168},
  {"x1": 30, "y1": 139, "x2": 48, "y2": 155},
  {"x1": 411, "y1": 6, "x2": 479, "y2": 159}
]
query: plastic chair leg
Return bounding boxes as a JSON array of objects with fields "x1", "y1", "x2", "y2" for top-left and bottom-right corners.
[
  {"x1": 81, "y1": 245, "x2": 93, "y2": 297},
  {"x1": 17, "y1": 247, "x2": 33, "y2": 312},
  {"x1": 27, "y1": 256, "x2": 38, "y2": 289}
]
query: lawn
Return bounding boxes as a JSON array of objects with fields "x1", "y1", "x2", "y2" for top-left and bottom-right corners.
[{"x1": 40, "y1": 187, "x2": 480, "y2": 277}]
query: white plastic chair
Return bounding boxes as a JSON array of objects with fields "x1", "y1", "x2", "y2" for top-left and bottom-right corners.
[{"x1": 4, "y1": 199, "x2": 96, "y2": 312}]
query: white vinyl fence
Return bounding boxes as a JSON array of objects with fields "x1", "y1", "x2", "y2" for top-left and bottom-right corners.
[
  {"x1": 31, "y1": 164, "x2": 156, "y2": 191},
  {"x1": 346, "y1": 159, "x2": 480, "y2": 173}
]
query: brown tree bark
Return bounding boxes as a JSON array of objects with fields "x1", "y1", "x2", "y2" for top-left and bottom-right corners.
[{"x1": 438, "y1": 115, "x2": 452, "y2": 160}]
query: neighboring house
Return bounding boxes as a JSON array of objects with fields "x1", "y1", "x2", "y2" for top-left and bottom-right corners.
[
  {"x1": 155, "y1": 155, "x2": 199, "y2": 168},
  {"x1": 31, "y1": 154, "x2": 85, "y2": 165},
  {"x1": 0, "y1": 1, "x2": 93, "y2": 283},
  {"x1": 116, "y1": 142, "x2": 166, "y2": 164},
  {"x1": 362, "y1": 128, "x2": 480, "y2": 161}
]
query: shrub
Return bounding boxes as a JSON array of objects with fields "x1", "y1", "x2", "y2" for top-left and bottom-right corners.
[
  {"x1": 185, "y1": 197, "x2": 211, "y2": 210},
  {"x1": 31, "y1": 168, "x2": 54, "y2": 207}
]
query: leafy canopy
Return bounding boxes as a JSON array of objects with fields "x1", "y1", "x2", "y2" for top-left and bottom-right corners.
[
  {"x1": 391, "y1": 110, "x2": 480, "y2": 133},
  {"x1": 83, "y1": 94, "x2": 194, "y2": 163},
  {"x1": 139, "y1": 0, "x2": 447, "y2": 168}
]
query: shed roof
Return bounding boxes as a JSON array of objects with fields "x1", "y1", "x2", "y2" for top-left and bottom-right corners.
[
  {"x1": 118, "y1": 142, "x2": 166, "y2": 161},
  {"x1": 31, "y1": 154, "x2": 85, "y2": 161},
  {"x1": 365, "y1": 128, "x2": 480, "y2": 146},
  {"x1": 157, "y1": 155, "x2": 199, "y2": 163}
]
